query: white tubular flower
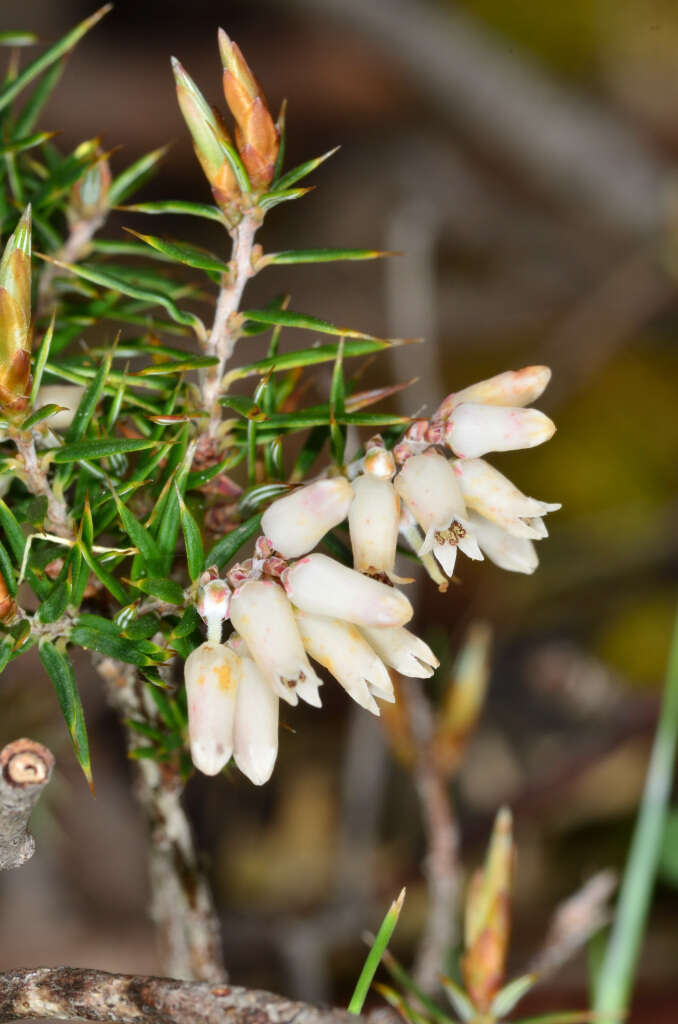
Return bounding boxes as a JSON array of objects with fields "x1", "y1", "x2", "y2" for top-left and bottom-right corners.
[
  {"x1": 283, "y1": 553, "x2": 413, "y2": 628},
  {"x1": 362, "y1": 625, "x2": 439, "y2": 679},
  {"x1": 467, "y1": 512, "x2": 539, "y2": 575},
  {"x1": 435, "y1": 366, "x2": 551, "y2": 419},
  {"x1": 184, "y1": 641, "x2": 240, "y2": 776},
  {"x1": 394, "y1": 451, "x2": 482, "y2": 577},
  {"x1": 348, "y1": 473, "x2": 400, "y2": 578},
  {"x1": 295, "y1": 609, "x2": 393, "y2": 713},
  {"x1": 261, "y1": 477, "x2": 353, "y2": 558},
  {"x1": 453, "y1": 458, "x2": 560, "y2": 539},
  {"x1": 229, "y1": 579, "x2": 323, "y2": 707},
  {"x1": 233, "y1": 650, "x2": 279, "y2": 785},
  {"x1": 444, "y1": 402, "x2": 555, "y2": 459}
]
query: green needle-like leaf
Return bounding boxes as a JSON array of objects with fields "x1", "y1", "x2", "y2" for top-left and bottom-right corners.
[
  {"x1": 108, "y1": 145, "x2": 169, "y2": 206},
  {"x1": 0, "y1": 5, "x2": 111, "y2": 114},
  {"x1": 120, "y1": 200, "x2": 226, "y2": 223},
  {"x1": 242, "y1": 307, "x2": 387, "y2": 341},
  {"x1": 273, "y1": 146, "x2": 339, "y2": 190},
  {"x1": 52, "y1": 438, "x2": 164, "y2": 463},
  {"x1": 177, "y1": 491, "x2": 204, "y2": 582},
  {"x1": 348, "y1": 888, "x2": 405, "y2": 1014},
  {"x1": 39, "y1": 641, "x2": 93, "y2": 790},
  {"x1": 262, "y1": 248, "x2": 389, "y2": 266},
  {"x1": 125, "y1": 229, "x2": 229, "y2": 276},
  {"x1": 204, "y1": 512, "x2": 262, "y2": 571}
]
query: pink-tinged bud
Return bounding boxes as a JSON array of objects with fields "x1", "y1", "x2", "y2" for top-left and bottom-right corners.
[
  {"x1": 362, "y1": 625, "x2": 439, "y2": 680},
  {"x1": 218, "y1": 29, "x2": 279, "y2": 189},
  {"x1": 233, "y1": 653, "x2": 279, "y2": 785},
  {"x1": 435, "y1": 366, "x2": 552, "y2": 420},
  {"x1": 295, "y1": 609, "x2": 392, "y2": 714},
  {"x1": 184, "y1": 641, "x2": 240, "y2": 775},
  {"x1": 363, "y1": 447, "x2": 396, "y2": 480},
  {"x1": 0, "y1": 206, "x2": 32, "y2": 411},
  {"x1": 444, "y1": 403, "x2": 556, "y2": 459},
  {"x1": 467, "y1": 512, "x2": 539, "y2": 574},
  {"x1": 197, "y1": 579, "x2": 231, "y2": 640},
  {"x1": 261, "y1": 477, "x2": 353, "y2": 559},
  {"x1": 229, "y1": 579, "x2": 322, "y2": 706},
  {"x1": 171, "y1": 57, "x2": 239, "y2": 209},
  {"x1": 394, "y1": 451, "x2": 482, "y2": 577},
  {"x1": 453, "y1": 459, "x2": 560, "y2": 539},
  {"x1": 348, "y1": 474, "x2": 400, "y2": 578},
  {"x1": 283, "y1": 553, "x2": 413, "y2": 628}
]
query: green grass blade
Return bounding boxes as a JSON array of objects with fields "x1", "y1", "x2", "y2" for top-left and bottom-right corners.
[
  {"x1": 348, "y1": 888, "x2": 405, "y2": 1014},
  {"x1": 592, "y1": 602, "x2": 678, "y2": 1022}
]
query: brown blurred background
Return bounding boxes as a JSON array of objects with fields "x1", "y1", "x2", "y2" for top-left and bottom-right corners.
[{"x1": 1, "y1": 1, "x2": 678, "y2": 1020}]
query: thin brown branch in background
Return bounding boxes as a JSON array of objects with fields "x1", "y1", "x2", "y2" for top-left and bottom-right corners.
[
  {"x1": 0, "y1": 739, "x2": 54, "y2": 872},
  {"x1": 402, "y1": 680, "x2": 460, "y2": 995},
  {"x1": 0, "y1": 967, "x2": 357, "y2": 1024},
  {"x1": 95, "y1": 657, "x2": 225, "y2": 984}
]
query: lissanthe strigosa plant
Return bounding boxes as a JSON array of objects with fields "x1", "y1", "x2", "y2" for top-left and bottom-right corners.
[{"x1": 0, "y1": 10, "x2": 559, "y2": 793}]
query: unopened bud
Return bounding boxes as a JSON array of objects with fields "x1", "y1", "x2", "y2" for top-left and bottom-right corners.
[
  {"x1": 197, "y1": 578, "x2": 231, "y2": 643},
  {"x1": 462, "y1": 807, "x2": 514, "y2": 1011},
  {"x1": 0, "y1": 206, "x2": 32, "y2": 411},
  {"x1": 68, "y1": 152, "x2": 111, "y2": 224},
  {"x1": 218, "y1": 29, "x2": 279, "y2": 189},
  {"x1": 364, "y1": 437, "x2": 396, "y2": 480},
  {"x1": 172, "y1": 57, "x2": 239, "y2": 210},
  {"x1": 432, "y1": 621, "x2": 491, "y2": 776}
]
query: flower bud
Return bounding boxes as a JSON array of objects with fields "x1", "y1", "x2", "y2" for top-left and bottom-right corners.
[
  {"x1": 0, "y1": 206, "x2": 32, "y2": 411},
  {"x1": 295, "y1": 609, "x2": 393, "y2": 713},
  {"x1": 444, "y1": 402, "x2": 556, "y2": 459},
  {"x1": 229, "y1": 578, "x2": 322, "y2": 706},
  {"x1": 462, "y1": 807, "x2": 514, "y2": 1012},
  {"x1": 218, "y1": 29, "x2": 279, "y2": 189},
  {"x1": 172, "y1": 57, "x2": 239, "y2": 210},
  {"x1": 467, "y1": 512, "x2": 539, "y2": 574},
  {"x1": 68, "y1": 152, "x2": 111, "y2": 224},
  {"x1": 283, "y1": 553, "x2": 413, "y2": 628},
  {"x1": 453, "y1": 458, "x2": 560, "y2": 539},
  {"x1": 361, "y1": 625, "x2": 439, "y2": 680},
  {"x1": 348, "y1": 474, "x2": 400, "y2": 578},
  {"x1": 261, "y1": 477, "x2": 353, "y2": 559},
  {"x1": 184, "y1": 641, "x2": 240, "y2": 775},
  {"x1": 435, "y1": 366, "x2": 551, "y2": 420},
  {"x1": 363, "y1": 435, "x2": 396, "y2": 480},
  {"x1": 196, "y1": 578, "x2": 231, "y2": 638},
  {"x1": 233, "y1": 652, "x2": 279, "y2": 785}
]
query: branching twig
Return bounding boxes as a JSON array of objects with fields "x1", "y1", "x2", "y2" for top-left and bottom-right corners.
[
  {"x1": 402, "y1": 681, "x2": 459, "y2": 995},
  {"x1": 0, "y1": 967, "x2": 357, "y2": 1024},
  {"x1": 13, "y1": 434, "x2": 71, "y2": 538},
  {"x1": 0, "y1": 738, "x2": 54, "y2": 872},
  {"x1": 95, "y1": 656, "x2": 225, "y2": 983}
]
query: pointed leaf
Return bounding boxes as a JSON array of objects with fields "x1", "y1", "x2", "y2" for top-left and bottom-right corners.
[
  {"x1": 262, "y1": 248, "x2": 388, "y2": 266},
  {"x1": 491, "y1": 974, "x2": 537, "y2": 1018},
  {"x1": 227, "y1": 338, "x2": 391, "y2": 382},
  {"x1": 273, "y1": 146, "x2": 339, "y2": 190},
  {"x1": 130, "y1": 576, "x2": 185, "y2": 605},
  {"x1": 52, "y1": 437, "x2": 163, "y2": 463},
  {"x1": 125, "y1": 229, "x2": 229, "y2": 275},
  {"x1": 347, "y1": 888, "x2": 405, "y2": 1014},
  {"x1": 108, "y1": 145, "x2": 168, "y2": 206},
  {"x1": 39, "y1": 641, "x2": 93, "y2": 788},
  {"x1": 242, "y1": 307, "x2": 385, "y2": 342},
  {"x1": 0, "y1": 498, "x2": 26, "y2": 563},
  {"x1": 441, "y1": 977, "x2": 475, "y2": 1023},
  {"x1": 120, "y1": 200, "x2": 225, "y2": 222},
  {"x1": 0, "y1": 5, "x2": 111, "y2": 113},
  {"x1": 178, "y1": 493, "x2": 204, "y2": 582},
  {"x1": 203, "y1": 511, "x2": 262, "y2": 570}
]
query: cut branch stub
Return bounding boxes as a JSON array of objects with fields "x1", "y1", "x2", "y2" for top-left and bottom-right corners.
[{"x1": 0, "y1": 738, "x2": 54, "y2": 871}]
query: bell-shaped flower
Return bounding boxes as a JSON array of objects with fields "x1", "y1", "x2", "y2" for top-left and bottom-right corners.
[
  {"x1": 232, "y1": 643, "x2": 279, "y2": 785},
  {"x1": 394, "y1": 451, "x2": 482, "y2": 577},
  {"x1": 283, "y1": 553, "x2": 413, "y2": 628},
  {"x1": 261, "y1": 477, "x2": 353, "y2": 559},
  {"x1": 362, "y1": 625, "x2": 439, "y2": 679},
  {"x1": 453, "y1": 458, "x2": 560, "y2": 539},
  {"x1": 184, "y1": 641, "x2": 241, "y2": 775},
  {"x1": 444, "y1": 402, "x2": 555, "y2": 459},
  {"x1": 467, "y1": 512, "x2": 539, "y2": 574},
  {"x1": 348, "y1": 473, "x2": 400, "y2": 579},
  {"x1": 435, "y1": 366, "x2": 551, "y2": 420},
  {"x1": 229, "y1": 578, "x2": 322, "y2": 707},
  {"x1": 295, "y1": 609, "x2": 393, "y2": 713}
]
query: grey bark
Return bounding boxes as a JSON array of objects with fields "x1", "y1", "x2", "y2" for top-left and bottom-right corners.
[
  {"x1": 0, "y1": 967, "x2": 359, "y2": 1024},
  {"x1": 0, "y1": 739, "x2": 54, "y2": 872}
]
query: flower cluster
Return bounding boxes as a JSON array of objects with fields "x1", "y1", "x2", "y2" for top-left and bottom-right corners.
[{"x1": 185, "y1": 366, "x2": 559, "y2": 783}]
